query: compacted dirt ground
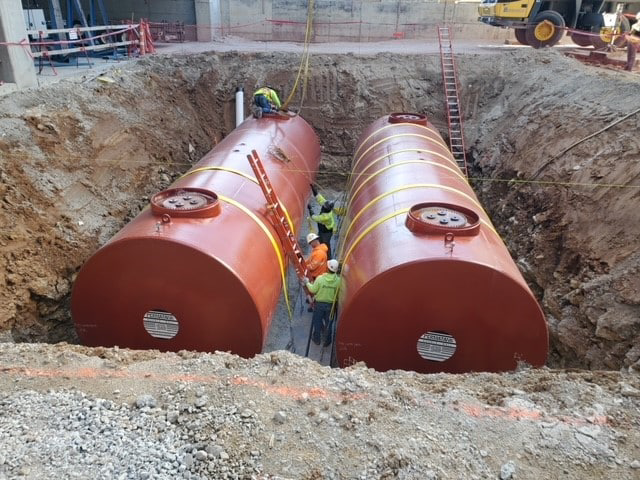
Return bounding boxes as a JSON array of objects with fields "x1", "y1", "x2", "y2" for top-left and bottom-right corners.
[{"x1": 0, "y1": 41, "x2": 639, "y2": 477}]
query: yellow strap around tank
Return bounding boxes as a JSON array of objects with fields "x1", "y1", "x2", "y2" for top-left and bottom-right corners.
[
  {"x1": 353, "y1": 122, "x2": 443, "y2": 161},
  {"x1": 217, "y1": 194, "x2": 292, "y2": 319},
  {"x1": 180, "y1": 166, "x2": 296, "y2": 235},
  {"x1": 339, "y1": 183, "x2": 499, "y2": 258},
  {"x1": 347, "y1": 160, "x2": 468, "y2": 213},
  {"x1": 341, "y1": 208, "x2": 411, "y2": 265},
  {"x1": 350, "y1": 148, "x2": 463, "y2": 187},
  {"x1": 353, "y1": 133, "x2": 450, "y2": 173}
]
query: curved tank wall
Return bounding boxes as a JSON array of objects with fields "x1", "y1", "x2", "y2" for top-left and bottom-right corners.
[
  {"x1": 335, "y1": 113, "x2": 548, "y2": 373},
  {"x1": 72, "y1": 115, "x2": 321, "y2": 356}
]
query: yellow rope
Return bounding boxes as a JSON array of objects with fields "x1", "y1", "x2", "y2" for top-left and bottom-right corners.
[{"x1": 282, "y1": 0, "x2": 314, "y2": 111}]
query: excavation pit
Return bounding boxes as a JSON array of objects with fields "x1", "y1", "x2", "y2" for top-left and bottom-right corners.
[{"x1": 1, "y1": 48, "x2": 639, "y2": 372}]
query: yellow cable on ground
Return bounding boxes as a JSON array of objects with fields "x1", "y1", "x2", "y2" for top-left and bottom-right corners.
[{"x1": 282, "y1": 0, "x2": 314, "y2": 111}]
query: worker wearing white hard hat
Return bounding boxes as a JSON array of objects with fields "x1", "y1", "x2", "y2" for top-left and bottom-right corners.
[
  {"x1": 304, "y1": 232, "x2": 328, "y2": 280},
  {"x1": 306, "y1": 259, "x2": 342, "y2": 346}
]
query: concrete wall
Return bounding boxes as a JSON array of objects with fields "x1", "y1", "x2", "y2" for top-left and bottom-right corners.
[
  {"x1": 19, "y1": 0, "x2": 504, "y2": 43},
  {"x1": 220, "y1": 0, "x2": 502, "y2": 42}
]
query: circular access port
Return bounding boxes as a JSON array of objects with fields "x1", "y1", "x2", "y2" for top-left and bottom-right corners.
[
  {"x1": 417, "y1": 331, "x2": 457, "y2": 362},
  {"x1": 151, "y1": 188, "x2": 221, "y2": 218},
  {"x1": 406, "y1": 202, "x2": 480, "y2": 236},
  {"x1": 143, "y1": 309, "x2": 179, "y2": 339},
  {"x1": 388, "y1": 112, "x2": 428, "y2": 126}
]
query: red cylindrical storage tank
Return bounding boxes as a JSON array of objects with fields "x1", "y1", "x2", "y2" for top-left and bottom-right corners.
[
  {"x1": 72, "y1": 116, "x2": 320, "y2": 356},
  {"x1": 335, "y1": 113, "x2": 548, "y2": 373}
]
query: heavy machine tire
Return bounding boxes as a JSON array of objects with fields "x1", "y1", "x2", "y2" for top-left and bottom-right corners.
[
  {"x1": 514, "y1": 27, "x2": 529, "y2": 45},
  {"x1": 526, "y1": 11, "x2": 566, "y2": 48},
  {"x1": 570, "y1": 31, "x2": 593, "y2": 47},
  {"x1": 590, "y1": 16, "x2": 630, "y2": 50}
]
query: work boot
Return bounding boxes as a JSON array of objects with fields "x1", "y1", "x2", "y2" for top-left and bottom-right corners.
[
  {"x1": 253, "y1": 107, "x2": 262, "y2": 119},
  {"x1": 323, "y1": 331, "x2": 332, "y2": 347},
  {"x1": 312, "y1": 332, "x2": 321, "y2": 345}
]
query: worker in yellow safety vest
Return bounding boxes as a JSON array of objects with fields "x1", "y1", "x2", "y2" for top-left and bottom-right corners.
[
  {"x1": 626, "y1": 13, "x2": 640, "y2": 72},
  {"x1": 253, "y1": 86, "x2": 282, "y2": 118},
  {"x1": 306, "y1": 259, "x2": 342, "y2": 346},
  {"x1": 307, "y1": 184, "x2": 339, "y2": 258}
]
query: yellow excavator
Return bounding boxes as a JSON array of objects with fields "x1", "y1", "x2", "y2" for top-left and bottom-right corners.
[{"x1": 478, "y1": 0, "x2": 640, "y2": 48}]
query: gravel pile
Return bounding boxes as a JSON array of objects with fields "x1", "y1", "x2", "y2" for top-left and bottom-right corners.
[{"x1": 0, "y1": 344, "x2": 638, "y2": 479}]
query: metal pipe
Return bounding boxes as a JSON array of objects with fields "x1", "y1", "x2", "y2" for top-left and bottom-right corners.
[
  {"x1": 72, "y1": 116, "x2": 320, "y2": 356},
  {"x1": 335, "y1": 113, "x2": 548, "y2": 373},
  {"x1": 235, "y1": 86, "x2": 244, "y2": 127}
]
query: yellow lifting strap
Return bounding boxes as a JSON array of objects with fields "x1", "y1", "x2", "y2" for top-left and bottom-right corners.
[
  {"x1": 180, "y1": 166, "x2": 296, "y2": 235},
  {"x1": 217, "y1": 194, "x2": 293, "y2": 319},
  {"x1": 349, "y1": 147, "x2": 466, "y2": 187},
  {"x1": 338, "y1": 183, "x2": 500, "y2": 260},
  {"x1": 347, "y1": 159, "x2": 468, "y2": 214},
  {"x1": 352, "y1": 132, "x2": 451, "y2": 174}
]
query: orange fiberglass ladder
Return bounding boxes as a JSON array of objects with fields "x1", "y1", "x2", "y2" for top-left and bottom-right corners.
[
  {"x1": 246, "y1": 150, "x2": 311, "y2": 290},
  {"x1": 437, "y1": 26, "x2": 468, "y2": 177}
]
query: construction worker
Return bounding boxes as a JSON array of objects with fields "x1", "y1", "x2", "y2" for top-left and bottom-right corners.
[
  {"x1": 626, "y1": 13, "x2": 640, "y2": 72},
  {"x1": 253, "y1": 86, "x2": 281, "y2": 118},
  {"x1": 306, "y1": 259, "x2": 341, "y2": 346},
  {"x1": 308, "y1": 184, "x2": 336, "y2": 258},
  {"x1": 305, "y1": 232, "x2": 328, "y2": 280}
]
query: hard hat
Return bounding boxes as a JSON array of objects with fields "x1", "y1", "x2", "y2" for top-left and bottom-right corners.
[
  {"x1": 321, "y1": 201, "x2": 334, "y2": 213},
  {"x1": 327, "y1": 259, "x2": 339, "y2": 273},
  {"x1": 306, "y1": 232, "x2": 319, "y2": 243}
]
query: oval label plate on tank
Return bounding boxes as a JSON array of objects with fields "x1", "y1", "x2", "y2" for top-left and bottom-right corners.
[
  {"x1": 417, "y1": 331, "x2": 457, "y2": 362},
  {"x1": 143, "y1": 310, "x2": 179, "y2": 339}
]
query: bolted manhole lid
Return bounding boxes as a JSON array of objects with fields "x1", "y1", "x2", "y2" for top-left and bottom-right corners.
[
  {"x1": 388, "y1": 112, "x2": 428, "y2": 126},
  {"x1": 161, "y1": 192, "x2": 212, "y2": 210},
  {"x1": 151, "y1": 188, "x2": 220, "y2": 218},
  {"x1": 419, "y1": 206, "x2": 468, "y2": 228},
  {"x1": 405, "y1": 202, "x2": 480, "y2": 236}
]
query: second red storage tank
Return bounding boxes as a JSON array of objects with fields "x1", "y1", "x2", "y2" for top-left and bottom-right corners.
[
  {"x1": 72, "y1": 115, "x2": 320, "y2": 356},
  {"x1": 335, "y1": 113, "x2": 548, "y2": 373}
]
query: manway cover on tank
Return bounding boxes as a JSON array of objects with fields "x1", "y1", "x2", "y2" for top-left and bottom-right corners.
[
  {"x1": 335, "y1": 113, "x2": 548, "y2": 373},
  {"x1": 72, "y1": 115, "x2": 321, "y2": 356}
]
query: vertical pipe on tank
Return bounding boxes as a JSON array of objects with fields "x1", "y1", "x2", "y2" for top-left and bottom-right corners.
[{"x1": 235, "y1": 87, "x2": 244, "y2": 127}]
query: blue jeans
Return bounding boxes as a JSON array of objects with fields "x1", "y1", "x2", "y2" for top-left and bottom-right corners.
[
  {"x1": 254, "y1": 94, "x2": 274, "y2": 114},
  {"x1": 312, "y1": 302, "x2": 332, "y2": 340}
]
